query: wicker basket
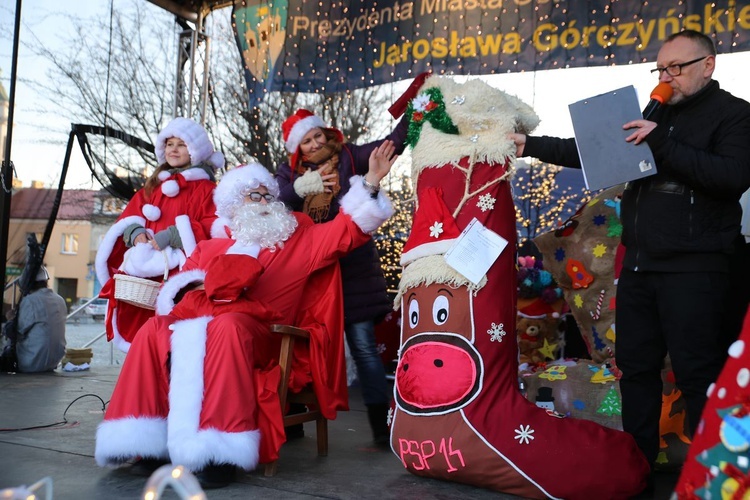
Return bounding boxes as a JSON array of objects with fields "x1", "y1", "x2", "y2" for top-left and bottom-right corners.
[
  {"x1": 114, "y1": 250, "x2": 170, "y2": 310},
  {"x1": 114, "y1": 274, "x2": 161, "y2": 309}
]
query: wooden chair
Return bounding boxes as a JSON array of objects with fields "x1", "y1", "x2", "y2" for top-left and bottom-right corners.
[{"x1": 263, "y1": 324, "x2": 328, "y2": 477}]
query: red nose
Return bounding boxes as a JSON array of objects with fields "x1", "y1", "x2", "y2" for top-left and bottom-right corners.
[{"x1": 396, "y1": 341, "x2": 478, "y2": 410}]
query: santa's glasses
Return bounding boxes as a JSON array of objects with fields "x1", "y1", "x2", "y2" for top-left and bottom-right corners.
[{"x1": 242, "y1": 191, "x2": 275, "y2": 202}]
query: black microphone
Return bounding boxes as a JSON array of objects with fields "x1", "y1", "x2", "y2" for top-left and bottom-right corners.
[{"x1": 642, "y1": 83, "x2": 673, "y2": 120}]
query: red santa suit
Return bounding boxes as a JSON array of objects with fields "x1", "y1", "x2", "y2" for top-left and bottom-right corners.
[
  {"x1": 94, "y1": 171, "x2": 393, "y2": 473},
  {"x1": 95, "y1": 167, "x2": 224, "y2": 353}
]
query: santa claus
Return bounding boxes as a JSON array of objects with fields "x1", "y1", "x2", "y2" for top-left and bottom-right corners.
[
  {"x1": 94, "y1": 144, "x2": 397, "y2": 488},
  {"x1": 95, "y1": 117, "x2": 226, "y2": 353}
]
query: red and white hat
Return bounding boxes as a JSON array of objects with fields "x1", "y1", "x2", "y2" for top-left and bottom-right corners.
[
  {"x1": 400, "y1": 187, "x2": 462, "y2": 266},
  {"x1": 282, "y1": 109, "x2": 327, "y2": 154},
  {"x1": 155, "y1": 117, "x2": 225, "y2": 169},
  {"x1": 518, "y1": 298, "x2": 559, "y2": 319}
]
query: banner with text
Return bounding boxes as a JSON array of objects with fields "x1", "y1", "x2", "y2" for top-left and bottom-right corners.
[{"x1": 232, "y1": 0, "x2": 750, "y2": 100}]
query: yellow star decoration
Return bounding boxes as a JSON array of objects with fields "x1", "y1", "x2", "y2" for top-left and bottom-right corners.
[
  {"x1": 574, "y1": 294, "x2": 584, "y2": 308},
  {"x1": 539, "y1": 338, "x2": 558, "y2": 360},
  {"x1": 592, "y1": 243, "x2": 607, "y2": 258}
]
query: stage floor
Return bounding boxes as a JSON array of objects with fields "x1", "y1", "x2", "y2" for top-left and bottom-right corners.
[{"x1": 0, "y1": 365, "x2": 678, "y2": 499}]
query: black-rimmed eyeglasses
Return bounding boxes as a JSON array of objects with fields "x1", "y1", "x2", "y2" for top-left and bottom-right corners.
[
  {"x1": 651, "y1": 56, "x2": 709, "y2": 77},
  {"x1": 244, "y1": 192, "x2": 275, "y2": 202}
]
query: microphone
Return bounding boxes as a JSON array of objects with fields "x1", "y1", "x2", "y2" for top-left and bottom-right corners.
[{"x1": 642, "y1": 83, "x2": 673, "y2": 120}]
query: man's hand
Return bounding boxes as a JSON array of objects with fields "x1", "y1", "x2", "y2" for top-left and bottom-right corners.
[
  {"x1": 508, "y1": 133, "x2": 527, "y2": 157},
  {"x1": 623, "y1": 119, "x2": 657, "y2": 145},
  {"x1": 366, "y1": 140, "x2": 398, "y2": 186}
]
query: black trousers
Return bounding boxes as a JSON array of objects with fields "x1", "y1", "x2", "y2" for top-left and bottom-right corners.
[{"x1": 615, "y1": 268, "x2": 728, "y2": 466}]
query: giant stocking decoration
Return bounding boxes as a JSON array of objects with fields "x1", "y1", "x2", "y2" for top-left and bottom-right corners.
[{"x1": 390, "y1": 77, "x2": 650, "y2": 499}]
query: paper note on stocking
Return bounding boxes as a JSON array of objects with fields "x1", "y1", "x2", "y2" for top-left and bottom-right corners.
[{"x1": 444, "y1": 218, "x2": 508, "y2": 284}]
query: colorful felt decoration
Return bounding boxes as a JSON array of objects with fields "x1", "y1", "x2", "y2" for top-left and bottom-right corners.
[
  {"x1": 391, "y1": 76, "x2": 648, "y2": 499},
  {"x1": 674, "y1": 308, "x2": 750, "y2": 498}
]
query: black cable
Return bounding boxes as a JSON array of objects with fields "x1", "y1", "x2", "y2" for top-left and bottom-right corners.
[{"x1": 0, "y1": 393, "x2": 107, "y2": 432}]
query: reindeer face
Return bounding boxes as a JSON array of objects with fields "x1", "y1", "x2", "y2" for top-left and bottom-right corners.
[{"x1": 395, "y1": 283, "x2": 483, "y2": 415}]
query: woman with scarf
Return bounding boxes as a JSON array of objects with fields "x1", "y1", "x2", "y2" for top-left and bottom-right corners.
[{"x1": 274, "y1": 108, "x2": 408, "y2": 446}]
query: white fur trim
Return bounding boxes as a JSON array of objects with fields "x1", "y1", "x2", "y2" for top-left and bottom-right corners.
[
  {"x1": 400, "y1": 239, "x2": 457, "y2": 266},
  {"x1": 161, "y1": 179, "x2": 179, "y2": 197},
  {"x1": 174, "y1": 215, "x2": 197, "y2": 257},
  {"x1": 155, "y1": 117, "x2": 216, "y2": 168},
  {"x1": 227, "y1": 242, "x2": 261, "y2": 258},
  {"x1": 95, "y1": 417, "x2": 168, "y2": 466},
  {"x1": 208, "y1": 151, "x2": 225, "y2": 170},
  {"x1": 410, "y1": 76, "x2": 538, "y2": 178},
  {"x1": 394, "y1": 255, "x2": 487, "y2": 310},
  {"x1": 120, "y1": 244, "x2": 182, "y2": 278},
  {"x1": 142, "y1": 204, "x2": 161, "y2": 222},
  {"x1": 285, "y1": 115, "x2": 326, "y2": 153},
  {"x1": 179, "y1": 168, "x2": 211, "y2": 182},
  {"x1": 158, "y1": 170, "x2": 171, "y2": 181},
  {"x1": 210, "y1": 217, "x2": 231, "y2": 238},
  {"x1": 155, "y1": 269, "x2": 206, "y2": 315},
  {"x1": 168, "y1": 317, "x2": 261, "y2": 471},
  {"x1": 111, "y1": 307, "x2": 131, "y2": 354},
  {"x1": 339, "y1": 176, "x2": 393, "y2": 234},
  {"x1": 95, "y1": 215, "x2": 147, "y2": 284},
  {"x1": 293, "y1": 169, "x2": 325, "y2": 197}
]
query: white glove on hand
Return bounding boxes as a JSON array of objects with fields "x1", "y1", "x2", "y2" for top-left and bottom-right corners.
[{"x1": 293, "y1": 169, "x2": 325, "y2": 197}]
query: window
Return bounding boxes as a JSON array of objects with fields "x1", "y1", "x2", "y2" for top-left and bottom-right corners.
[{"x1": 61, "y1": 233, "x2": 79, "y2": 254}]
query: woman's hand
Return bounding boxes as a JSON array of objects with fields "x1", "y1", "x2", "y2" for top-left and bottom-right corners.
[
  {"x1": 366, "y1": 140, "x2": 398, "y2": 186},
  {"x1": 134, "y1": 232, "x2": 159, "y2": 249}
]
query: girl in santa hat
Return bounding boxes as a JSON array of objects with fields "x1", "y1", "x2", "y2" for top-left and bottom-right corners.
[
  {"x1": 274, "y1": 106, "x2": 410, "y2": 446},
  {"x1": 95, "y1": 117, "x2": 225, "y2": 353}
]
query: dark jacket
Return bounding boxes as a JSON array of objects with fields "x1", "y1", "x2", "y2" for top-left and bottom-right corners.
[
  {"x1": 524, "y1": 80, "x2": 750, "y2": 273},
  {"x1": 275, "y1": 116, "x2": 409, "y2": 324}
]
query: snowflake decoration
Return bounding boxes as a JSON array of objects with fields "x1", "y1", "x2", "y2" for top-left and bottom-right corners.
[
  {"x1": 451, "y1": 95, "x2": 465, "y2": 105},
  {"x1": 376, "y1": 343, "x2": 386, "y2": 355},
  {"x1": 488, "y1": 322, "x2": 506, "y2": 342},
  {"x1": 514, "y1": 424, "x2": 535, "y2": 445},
  {"x1": 477, "y1": 193, "x2": 496, "y2": 212},
  {"x1": 429, "y1": 221, "x2": 444, "y2": 238},
  {"x1": 387, "y1": 407, "x2": 394, "y2": 426}
]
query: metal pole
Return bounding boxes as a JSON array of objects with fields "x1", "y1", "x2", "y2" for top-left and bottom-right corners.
[{"x1": 0, "y1": 0, "x2": 23, "y2": 292}]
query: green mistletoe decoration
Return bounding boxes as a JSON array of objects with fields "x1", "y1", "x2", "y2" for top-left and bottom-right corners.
[{"x1": 405, "y1": 87, "x2": 459, "y2": 148}]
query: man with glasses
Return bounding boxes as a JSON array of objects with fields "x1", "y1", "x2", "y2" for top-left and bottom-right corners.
[
  {"x1": 94, "y1": 142, "x2": 398, "y2": 489},
  {"x1": 509, "y1": 29, "x2": 750, "y2": 475}
]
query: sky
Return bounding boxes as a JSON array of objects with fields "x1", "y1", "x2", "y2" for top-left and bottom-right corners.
[{"x1": 3, "y1": 0, "x2": 750, "y2": 191}]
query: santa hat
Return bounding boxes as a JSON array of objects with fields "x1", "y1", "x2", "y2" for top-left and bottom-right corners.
[
  {"x1": 400, "y1": 187, "x2": 462, "y2": 266},
  {"x1": 282, "y1": 109, "x2": 344, "y2": 169},
  {"x1": 518, "y1": 298, "x2": 559, "y2": 319},
  {"x1": 155, "y1": 117, "x2": 225, "y2": 169},
  {"x1": 214, "y1": 163, "x2": 279, "y2": 220}
]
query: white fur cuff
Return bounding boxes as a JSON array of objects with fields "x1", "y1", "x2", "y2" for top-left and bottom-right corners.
[
  {"x1": 293, "y1": 169, "x2": 325, "y2": 198},
  {"x1": 339, "y1": 176, "x2": 394, "y2": 234}
]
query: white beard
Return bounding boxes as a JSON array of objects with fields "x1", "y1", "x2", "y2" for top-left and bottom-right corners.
[{"x1": 230, "y1": 201, "x2": 298, "y2": 251}]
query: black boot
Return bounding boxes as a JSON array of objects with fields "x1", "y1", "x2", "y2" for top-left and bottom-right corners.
[
  {"x1": 285, "y1": 403, "x2": 306, "y2": 440},
  {"x1": 366, "y1": 403, "x2": 390, "y2": 448},
  {"x1": 194, "y1": 462, "x2": 237, "y2": 489}
]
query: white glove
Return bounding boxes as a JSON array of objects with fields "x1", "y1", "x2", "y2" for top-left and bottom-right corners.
[{"x1": 293, "y1": 169, "x2": 325, "y2": 197}]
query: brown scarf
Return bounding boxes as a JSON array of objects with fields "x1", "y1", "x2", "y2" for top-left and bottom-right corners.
[{"x1": 299, "y1": 143, "x2": 341, "y2": 222}]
